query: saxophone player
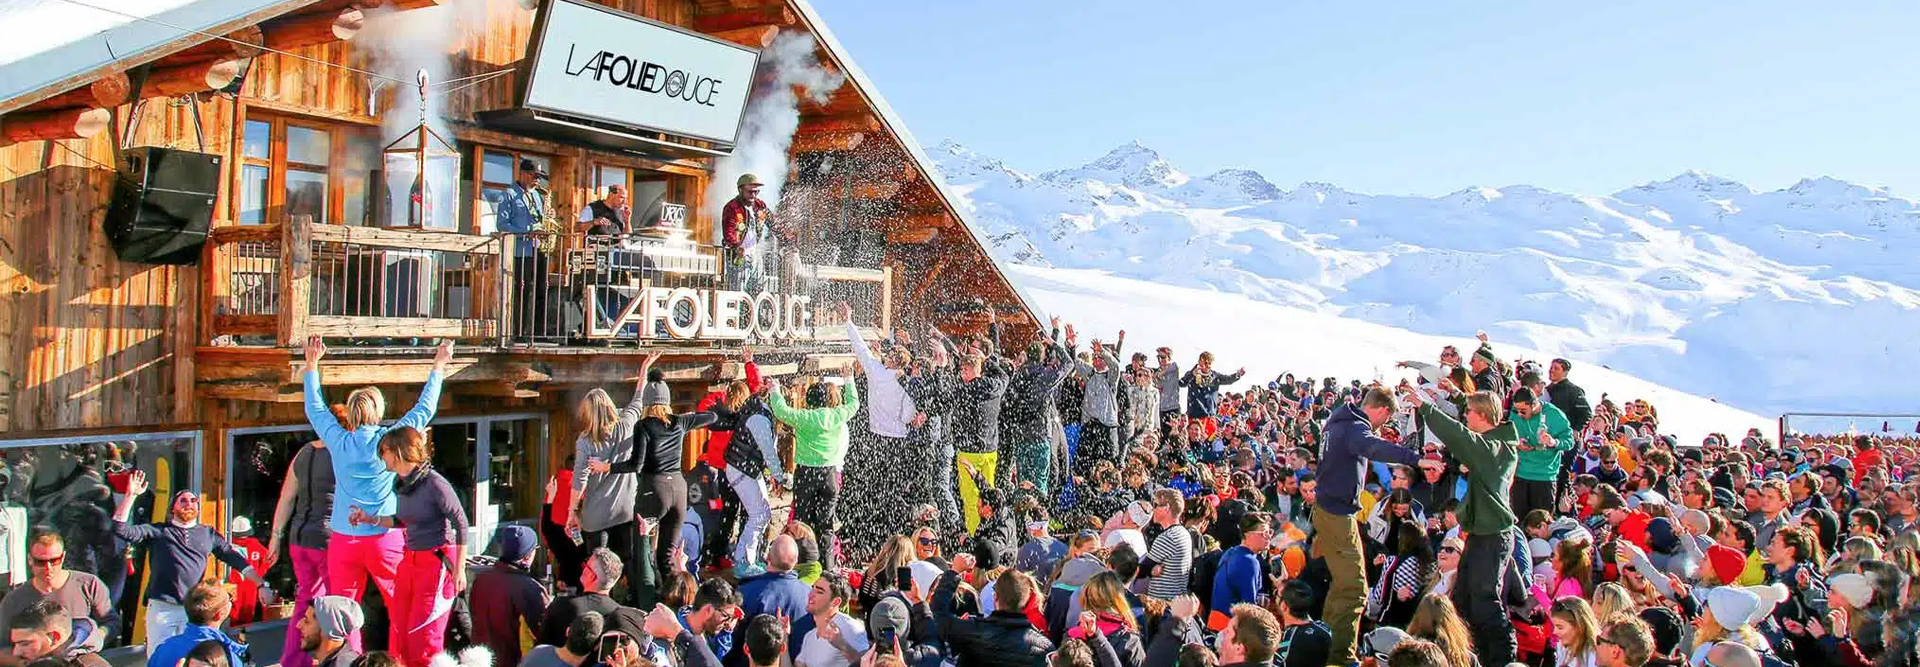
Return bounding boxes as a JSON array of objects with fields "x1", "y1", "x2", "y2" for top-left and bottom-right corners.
[{"x1": 496, "y1": 158, "x2": 552, "y2": 340}]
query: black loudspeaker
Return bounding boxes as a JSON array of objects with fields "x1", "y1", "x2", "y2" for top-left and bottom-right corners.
[{"x1": 103, "y1": 147, "x2": 220, "y2": 265}]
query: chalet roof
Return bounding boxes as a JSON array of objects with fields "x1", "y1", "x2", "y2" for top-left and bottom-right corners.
[
  {"x1": 785, "y1": 0, "x2": 1045, "y2": 324},
  {"x1": 0, "y1": 0, "x2": 319, "y2": 114}
]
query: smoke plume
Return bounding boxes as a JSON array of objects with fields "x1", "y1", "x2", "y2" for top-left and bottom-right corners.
[
  {"x1": 352, "y1": 0, "x2": 495, "y2": 228},
  {"x1": 706, "y1": 31, "x2": 847, "y2": 239}
]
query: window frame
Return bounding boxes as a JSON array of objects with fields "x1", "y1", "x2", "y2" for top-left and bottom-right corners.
[{"x1": 234, "y1": 112, "x2": 379, "y2": 227}]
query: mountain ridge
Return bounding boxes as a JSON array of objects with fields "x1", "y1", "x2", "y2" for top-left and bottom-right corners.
[{"x1": 930, "y1": 139, "x2": 1920, "y2": 416}]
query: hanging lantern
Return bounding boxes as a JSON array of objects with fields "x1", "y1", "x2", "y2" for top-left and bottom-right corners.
[{"x1": 383, "y1": 69, "x2": 459, "y2": 229}]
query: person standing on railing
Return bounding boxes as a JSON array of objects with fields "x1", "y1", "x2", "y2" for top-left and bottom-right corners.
[
  {"x1": 721, "y1": 174, "x2": 772, "y2": 292},
  {"x1": 301, "y1": 335, "x2": 450, "y2": 654},
  {"x1": 497, "y1": 158, "x2": 550, "y2": 339}
]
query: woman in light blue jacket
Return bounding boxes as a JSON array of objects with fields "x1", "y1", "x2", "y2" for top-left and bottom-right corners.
[{"x1": 300, "y1": 335, "x2": 449, "y2": 652}]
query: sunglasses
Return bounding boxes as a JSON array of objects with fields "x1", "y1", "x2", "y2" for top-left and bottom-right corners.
[
  {"x1": 30, "y1": 554, "x2": 63, "y2": 567},
  {"x1": 1440, "y1": 546, "x2": 1461, "y2": 555},
  {"x1": 917, "y1": 537, "x2": 937, "y2": 546}
]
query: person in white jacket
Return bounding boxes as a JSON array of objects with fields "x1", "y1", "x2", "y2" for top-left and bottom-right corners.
[{"x1": 841, "y1": 303, "x2": 918, "y2": 555}]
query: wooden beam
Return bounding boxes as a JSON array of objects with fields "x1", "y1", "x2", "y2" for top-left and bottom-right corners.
[
  {"x1": 223, "y1": 25, "x2": 268, "y2": 58},
  {"x1": 199, "y1": 381, "x2": 304, "y2": 402},
  {"x1": 32, "y1": 73, "x2": 132, "y2": 110},
  {"x1": 887, "y1": 228, "x2": 940, "y2": 245},
  {"x1": 800, "y1": 86, "x2": 864, "y2": 117},
  {"x1": 147, "y1": 59, "x2": 245, "y2": 98},
  {"x1": 469, "y1": 383, "x2": 540, "y2": 399},
  {"x1": 846, "y1": 181, "x2": 901, "y2": 200},
  {"x1": 710, "y1": 25, "x2": 779, "y2": 48},
  {"x1": 309, "y1": 224, "x2": 502, "y2": 254},
  {"x1": 910, "y1": 257, "x2": 951, "y2": 302},
  {"x1": 305, "y1": 316, "x2": 496, "y2": 339},
  {"x1": 262, "y1": 7, "x2": 364, "y2": 51},
  {"x1": 0, "y1": 107, "x2": 111, "y2": 145},
  {"x1": 692, "y1": 5, "x2": 796, "y2": 32},
  {"x1": 791, "y1": 131, "x2": 865, "y2": 153}
]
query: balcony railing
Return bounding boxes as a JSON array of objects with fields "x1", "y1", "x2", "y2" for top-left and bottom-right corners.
[{"x1": 206, "y1": 222, "x2": 891, "y2": 351}]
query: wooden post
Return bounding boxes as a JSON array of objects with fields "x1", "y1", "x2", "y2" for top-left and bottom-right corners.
[
  {"x1": 880, "y1": 264, "x2": 894, "y2": 335},
  {"x1": 279, "y1": 218, "x2": 313, "y2": 345}
]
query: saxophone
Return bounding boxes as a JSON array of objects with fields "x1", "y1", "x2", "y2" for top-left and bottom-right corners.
[{"x1": 535, "y1": 185, "x2": 561, "y2": 253}]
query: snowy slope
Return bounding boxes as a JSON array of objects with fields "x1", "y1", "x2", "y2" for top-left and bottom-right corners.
[
  {"x1": 932, "y1": 140, "x2": 1920, "y2": 417},
  {"x1": 1010, "y1": 264, "x2": 1771, "y2": 445}
]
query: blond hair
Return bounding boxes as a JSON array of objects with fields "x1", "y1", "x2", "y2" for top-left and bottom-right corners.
[
  {"x1": 578, "y1": 388, "x2": 619, "y2": 443},
  {"x1": 645, "y1": 404, "x2": 674, "y2": 422},
  {"x1": 1465, "y1": 391, "x2": 1502, "y2": 425},
  {"x1": 1081, "y1": 572, "x2": 1138, "y2": 631},
  {"x1": 725, "y1": 380, "x2": 751, "y2": 412},
  {"x1": 346, "y1": 387, "x2": 386, "y2": 428}
]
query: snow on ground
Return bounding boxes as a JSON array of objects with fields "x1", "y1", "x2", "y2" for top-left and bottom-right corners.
[{"x1": 1007, "y1": 264, "x2": 1771, "y2": 445}]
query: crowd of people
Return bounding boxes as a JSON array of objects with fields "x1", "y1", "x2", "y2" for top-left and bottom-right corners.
[{"x1": 5, "y1": 316, "x2": 1920, "y2": 667}]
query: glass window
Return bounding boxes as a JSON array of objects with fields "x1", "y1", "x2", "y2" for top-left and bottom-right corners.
[
  {"x1": 285, "y1": 169, "x2": 329, "y2": 224},
  {"x1": 287, "y1": 126, "x2": 331, "y2": 166},
  {"x1": 242, "y1": 120, "x2": 271, "y2": 160},
  {"x1": 0, "y1": 433, "x2": 196, "y2": 611},
  {"x1": 596, "y1": 166, "x2": 629, "y2": 193},
  {"x1": 239, "y1": 164, "x2": 269, "y2": 225},
  {"x1": 481, "y1": 151, "x2": 514, "y2": 185}
]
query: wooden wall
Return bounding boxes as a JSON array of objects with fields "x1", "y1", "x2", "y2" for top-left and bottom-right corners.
[{"x1": 0, "y1": 98, "x2": 233, "y2": 434}]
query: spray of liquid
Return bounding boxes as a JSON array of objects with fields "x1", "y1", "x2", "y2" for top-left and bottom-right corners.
[
  {"x1": 352, "y1": 0, "x2": 497, "y2": 229},
  {"x1": 706, "y1": 31, "x2": 848, "y2": 240}
]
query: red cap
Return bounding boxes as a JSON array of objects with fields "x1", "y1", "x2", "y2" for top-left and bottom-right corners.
[{"x1": 1706, "y1": 544, "x2": 1746, "y2": 585}]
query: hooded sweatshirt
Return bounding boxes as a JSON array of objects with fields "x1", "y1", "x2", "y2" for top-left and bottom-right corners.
[
  {"x1": 1417, "y1": 404, "x2": 1520, "y2": 536},
  {"x1": 1509, "y1": 401, "x2": 1575, "y2": 482},
  {"x1": 769, "y1": 380, "x2": 861, "y2": 467},
  {"x1": 1314, "y1": 404, "x2": 1422, "y2": 516}
]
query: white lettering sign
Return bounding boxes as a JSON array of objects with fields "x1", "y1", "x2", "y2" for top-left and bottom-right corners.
[
  {"x1": 524, "y1": 0, "x2": 761, "y2": 145},
  {"x1": 588, "y1": 284, "x2": 812, "y2": 340}
]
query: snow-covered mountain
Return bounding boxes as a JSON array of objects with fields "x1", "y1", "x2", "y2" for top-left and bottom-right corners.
[{"x1": 932, "y1": 140, "x2": 1920, "y2": 417}]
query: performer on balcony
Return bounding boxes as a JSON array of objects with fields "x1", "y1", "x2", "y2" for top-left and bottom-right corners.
[
  {"x1": 578, "y1": 184, "x2": 631, "y2": 238},
  {"x1": 497, "y1": 159, "x2": 551, "y2": 340},
  {"x1": 579, "y1": 185, "x2": 633, "y2": 338},
  {"x1": 721, "y1": 173, "x2": 772, "y2": 292}
]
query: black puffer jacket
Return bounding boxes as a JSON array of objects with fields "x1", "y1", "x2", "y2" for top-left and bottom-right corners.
[
  {"x1": 951, "y1": 362, "x2": 1012, "y2": 455},
  {"x1": 933, "y1": 572, "x2": 1051, "y2": 667},
  {"x1": 614, "y1": 412, "x2": 721, "y2": 475}
]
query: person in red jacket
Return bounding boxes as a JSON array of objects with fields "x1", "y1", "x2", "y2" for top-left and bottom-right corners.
[
  {"x1": 694, "y1": 350, "x2": 762, "y2": 571},
  {"x1": 1594, "y1": 486, "x2": 1652, "y2": 552},
  {"x1": 225, "y1": 517, "x2": 271, "y2": 626},
  {"x1": 1851, "y1": 436, "x2": 1883, "y2": 486}
]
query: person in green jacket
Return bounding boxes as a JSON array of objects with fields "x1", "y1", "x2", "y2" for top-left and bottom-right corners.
[
  {"x1": 766, "y1": 368, "x2": 861, "y2": 543},
  {"x1": 1404, "y1": 388, "x2": 1519, "y2": 667},
  {"x1": 1507, "y1": 385, "x2": 1575, "y2": 520}
]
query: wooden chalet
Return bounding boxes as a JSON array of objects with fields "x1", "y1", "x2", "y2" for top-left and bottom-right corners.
[{"x1": 0, "y1": 0, "x2": 1037, "y2": 641}]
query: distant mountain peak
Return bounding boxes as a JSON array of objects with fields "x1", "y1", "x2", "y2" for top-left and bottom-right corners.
[
  {"x1": 1189, "y1": 168, "x2": 1281, "y2": 201},
  {"x1": 1628, "y1": 170, "x2": 1753, "y2": 198},
  {"x1": 1043, "y1": 141, "x2": 1189, "y2": 190}
]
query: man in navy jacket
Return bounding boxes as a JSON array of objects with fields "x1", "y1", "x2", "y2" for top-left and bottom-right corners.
[{"x1": 1312, "y1": 387, "x2": 1421, "y2": 667}]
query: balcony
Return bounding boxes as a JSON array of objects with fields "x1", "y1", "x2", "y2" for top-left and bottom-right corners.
[{"x1": 198, "y1": 222, "x2": 893, "y2": 400}]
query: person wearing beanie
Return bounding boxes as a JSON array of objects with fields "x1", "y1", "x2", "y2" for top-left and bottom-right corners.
[
  {"x1": 869, "y1": 595, "x2": 939, "y2": 667},
  {"x1": 602, "y1": 355, "x2": 722, "y2": 579},
  {"x1": 1705, "y1": 544, "x2": 1747, "y2": 587},
  {"x1": 469, "y1": 525, "x2": 549, "y2": 667},
  {"x1": 767, "y1": 366, "x2": 862, "y2": 547},
  {"x1": 1689, "y1": 587, "x2": 1774, "y2": 666},
  {"x1": 300, "y1": 596, "x2": 364, "y2": 667}
]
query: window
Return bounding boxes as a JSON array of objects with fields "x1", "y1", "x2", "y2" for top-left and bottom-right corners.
[
  {"x1": 0, "y1": 431, "x2": 197, "y2": 621},
  {"x1": 224, "y1": 414, "x2": 546, "y2": 591},
  {"x1": 237, "y1": 115, "x2": 379, "y2": 226},
  {"x1": 475, "y1": 148, "x2": 551, "y2": 234}
]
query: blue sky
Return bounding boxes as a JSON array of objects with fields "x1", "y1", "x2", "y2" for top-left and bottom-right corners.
[{"x1": 810, "y1": 0, "x2": 1920, "y2": 197}]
